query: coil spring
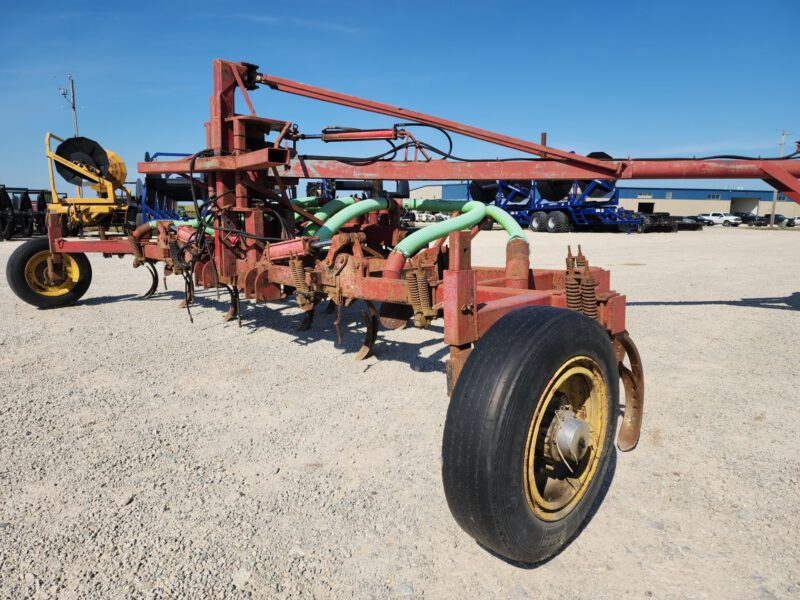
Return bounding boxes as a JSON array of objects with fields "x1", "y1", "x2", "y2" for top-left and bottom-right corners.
[
  {"x1": 406, "y1": 271, "x2": 421, "y2": 312},
  {"x1": 575, "y1": 244, "x2": 587, "y2": 268},
  {"x1": 416, "y1": 272, "x2": 432, "y2": 311},
  {"x1": 566, "y1": 272, "x2": 582, "y2": 310},
  {"x1": 580, "y1": 265, "x2": 598, "y2": 319},
  {"x1": 290, "y1": 258, "x2": 307, "y2": 292}
]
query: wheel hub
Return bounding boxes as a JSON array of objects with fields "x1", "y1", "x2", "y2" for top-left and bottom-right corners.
[
  {"x1": 548, "y1": 407, "x2": 591, "y2": 465},
  {"x1": 523, "y1": 356, "x2": 609, "y2": 521}
]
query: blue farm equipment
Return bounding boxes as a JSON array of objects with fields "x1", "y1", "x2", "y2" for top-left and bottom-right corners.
[
  {"x1": 469, "y1": 177, "x2": 643, "y2": 233},
  {"x1": 138, "y1": 152, "x2": 197, "y2": 223}
]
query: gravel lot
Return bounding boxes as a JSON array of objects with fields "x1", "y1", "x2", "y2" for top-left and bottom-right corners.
[{"x1": 1, "y1": 227, "x2": 798, "y2": 599}]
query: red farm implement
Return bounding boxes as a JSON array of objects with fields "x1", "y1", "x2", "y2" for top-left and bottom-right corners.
[{"x1": 7, "y1": 60, "x2": 799, "y2": 564}]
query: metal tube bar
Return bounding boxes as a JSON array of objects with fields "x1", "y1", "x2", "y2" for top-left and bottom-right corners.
[{"x1": 257, "y1": 72, "x2": 616, "y2": 173}]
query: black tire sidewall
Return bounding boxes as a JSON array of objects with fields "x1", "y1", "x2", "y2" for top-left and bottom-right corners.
[
  {"x1": 529, "y1": 211, "x2": 547, "y2": 232},
  {"x1": 546, "y1": 211, "x2": 569, "y2": 233},
  {"x1": 443, "y1": 306, "x2": 618, "y2": 564},
  {"x1": 6, "y1": 237, "x2": 93, "y2": 309}
]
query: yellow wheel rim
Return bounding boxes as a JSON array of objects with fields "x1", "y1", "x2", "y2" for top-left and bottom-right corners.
[
  {"x1": 23, "y1": 251, "x2": 80, "y2": 297},
  {"x1": 523, "y1": 356, "x2": 608, "y2": 522}
]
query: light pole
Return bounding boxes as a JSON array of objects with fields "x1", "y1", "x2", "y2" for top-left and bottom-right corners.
[
  {"x1": 769, "y1": 130, "x2": 790, "y2": 227},
  {"x1": 59, "y1": 75, "x2": 79, "y2": 138}
]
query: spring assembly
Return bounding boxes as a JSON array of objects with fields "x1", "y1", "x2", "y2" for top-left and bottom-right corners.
[
  {"x1": 565, "y1": 246, "x2": 581, "y2": 311},
  {"x1": 290, "y1": 256, "x2": 311, "y2": 307},
  {"x1": 415, "y1": 271, "x2": 432, "y2": 312},
  {"x1": 575, "y1": 244, "x2": 587, "y2": 269},
  {"x1": 566, "y1": 270, "x2": 582, "y2": 311},
  {"x1": 580, "y1": 263, "x2": 598, "y2": 319},
  {"x1": 290, "y1": 257, "x2": 308, "y2": 292},
  {"x1": 406, "y1": 270, "x2": 421, "y2": 312}
]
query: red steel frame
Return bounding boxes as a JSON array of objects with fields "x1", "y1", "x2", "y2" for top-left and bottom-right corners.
[{"x1": 44, "y1": 60, "x2": 800, "y2": 449}]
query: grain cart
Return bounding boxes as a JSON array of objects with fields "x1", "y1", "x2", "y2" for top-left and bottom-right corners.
[{"x1": 6, "y1": 60, "x2": 800, "y2": 564}]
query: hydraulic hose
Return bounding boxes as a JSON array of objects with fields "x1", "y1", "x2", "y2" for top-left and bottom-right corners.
[
  {"x1": 290, "y1": 196, "x2": 320, "y2": 209},
  {"x1": 401, "y1": 199, "x2": 527, "y2": 242},
  {"x1": 384, "y1": 201, "x2": 529, "y2": 279},
  {"x1": 304, "y1": 196, "x2": 357, "y2": 235},
  {"x1": 393, "y1": 200, "x2": 486, "y2": 257},
  {"x1": 316, "y1": 198, "x2": 389, "y2": 240},
  {"x1": 401, "y1": 199, "x2": 469, "y2": 213},
  {"x1": 485, "y1": 205, "x2": 527, "y2": 241}
]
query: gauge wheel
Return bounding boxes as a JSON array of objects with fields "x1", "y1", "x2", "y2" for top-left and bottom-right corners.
[
  {"x1": 529, "y1": 211, "x2": 548, "y2": 232},
  {"x1": 6, "y1": 236, "x2": 92, "y2": 308},
  {"x1": 442, "y1": 306, "x2": 618, "y2": 564},
  {"x1": 546, "y1": 211, "x2": 570, "y2": 233}
]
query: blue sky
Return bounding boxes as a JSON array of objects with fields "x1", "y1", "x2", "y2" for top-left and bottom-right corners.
[{"x1": 1, "y1": 0, "x2": 797, "y2": 191}]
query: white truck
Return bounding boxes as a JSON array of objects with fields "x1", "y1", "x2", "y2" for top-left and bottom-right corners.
[{"x1": 698, "y1": 212, "x2": 742, "y2": 227}]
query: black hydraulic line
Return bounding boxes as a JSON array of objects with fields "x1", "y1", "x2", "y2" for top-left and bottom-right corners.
[{"x1": 395, "y1": 122, "x2": 454, "y2": 157}]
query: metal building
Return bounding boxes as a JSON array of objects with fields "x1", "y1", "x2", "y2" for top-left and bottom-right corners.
[{"x1": 410, "y1": 183, "x2": 800, "y2": 217}]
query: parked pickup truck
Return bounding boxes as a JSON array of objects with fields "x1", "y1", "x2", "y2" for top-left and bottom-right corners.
[
  {"x1": 697, "y1": 212, "x2": 741, "y2": 226},
  {"x1": 731, "y1": 211, "x2": 758, "y2": 225},
  {"x1": 752, "y1": 214, "x2": 797, "y2": 227}
]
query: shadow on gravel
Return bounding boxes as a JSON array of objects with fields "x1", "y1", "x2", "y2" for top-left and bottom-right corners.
[
  {"x1": 476, "y1": 448, "x2": 618, "y2": 570},
  {"x1": 629, "y1": 291, "x2": 800, "y2": 312},
  {"x1": 136, "y1": 289, "x2": 449, "y2": 373},
  {"x1": 79, "y1": 293, "x2": 140, "y2": 306}
]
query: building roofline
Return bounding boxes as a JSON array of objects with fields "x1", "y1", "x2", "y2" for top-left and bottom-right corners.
[{"x1": 412, "y1": 183, "x2": 779, "y2": 195}]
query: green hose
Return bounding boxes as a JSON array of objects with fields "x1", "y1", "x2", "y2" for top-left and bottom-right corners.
[
  {"x1": 290, "y1": 196, "x2": 319, "y2": 209},
  {"x1": 485, "y1": 205, "x2": 527, "y2": 241},
  {"x1": 401, "y1": 198, "x2": 526, "y2": 242},
  {"x1": 401, "y1": 199, "x2": 469, "y2": 213},
  {"x1": 316, "y1": 198, "x2": 390, "y2": 241},
  {"x1": 304, "y1": 196, "x2": 357, "y2": 235},
  {"x1": 145, "y1": 215, "x2": 214, "y2": 236},
  {"x1": 394, "y1": 200, "x2": 486, "y2": 257}
]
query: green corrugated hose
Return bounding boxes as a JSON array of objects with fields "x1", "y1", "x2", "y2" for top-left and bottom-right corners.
[
  {"x1": 393, "y1": 200, "x2": 486, "y2": 257},
  {"x1": 304, "y1": 196, "x2": 357, "y2": 235},
  {"x1": 394, "y1": 200, "x2": 527, "y2": 257},
  {"x1": 316, "y1": 198, "x2": 390, "y2": 240}
]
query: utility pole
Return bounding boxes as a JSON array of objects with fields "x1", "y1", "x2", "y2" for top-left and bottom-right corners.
[
  {"x1": 769, "y1": 130, "x2": 790, "y2": 227},
  {"x1": 59, "y1": 75, "x2": 79, "y2": 138}
]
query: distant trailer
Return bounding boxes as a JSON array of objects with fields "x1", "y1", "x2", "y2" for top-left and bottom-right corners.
[{"x1": 470, "y1": 177, "x2": 646, "y2": 233}]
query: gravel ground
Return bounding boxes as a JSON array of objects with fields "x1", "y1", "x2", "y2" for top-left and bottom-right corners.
[{"x1": 1, "y1": 227, "x2": 799, "y2": 599}]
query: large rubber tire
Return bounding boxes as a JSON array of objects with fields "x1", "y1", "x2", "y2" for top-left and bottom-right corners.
[
  {"x1": 723, "y1": 220, "x2": 731, "y2": 227},
  {"x1": 0, "y1": 188, "x2": 14, "y2": 240},
  {"x1": 19, "y1": 193, "x2": 34, "y2": 237},
  {"x1": 6, "y1": 237, "x2": 92, "y2": 309},
  {"x1": 546, "y1": 211, "x2": 570, "y2": 233},
  {"x1": 442, "y1": 306, "x2": 618, "y2": 564},
  {"x1": 529, "y1": 211, "x2": 547, "y2": 232}
]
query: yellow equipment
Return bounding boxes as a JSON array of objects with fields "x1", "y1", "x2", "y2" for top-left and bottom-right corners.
[{"x1": 45, "y1": 132, "x2": 131, "y2": 231}]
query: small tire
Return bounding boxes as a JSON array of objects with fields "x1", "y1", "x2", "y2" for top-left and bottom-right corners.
[
  {"x1": 442, "y1": 306, "x2": 618, "y2": 564},
  {"x1": 546, "y1": 211, "x2": 570, "y2": 233},
  {"x1": 6, "y1": 237, "x2": 92, "y2": 309},
  {"x1": 723, "y1": 220, "x2": 731, "y2": 227},
  {"x1": 529, "y1": 211, "x2": 547, "y2": 232}
]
